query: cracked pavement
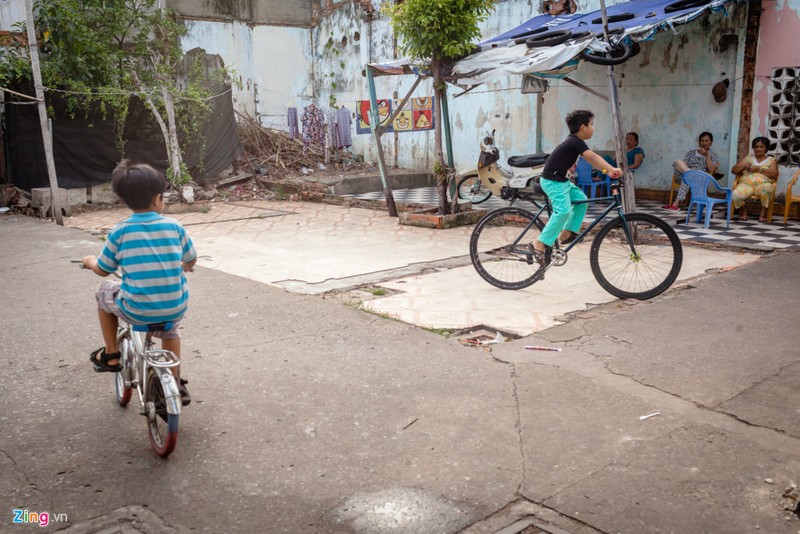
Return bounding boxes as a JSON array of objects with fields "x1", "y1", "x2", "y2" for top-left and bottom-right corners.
[{"x1": 1, "y1": 207, "x2": 799, "y2": 533}]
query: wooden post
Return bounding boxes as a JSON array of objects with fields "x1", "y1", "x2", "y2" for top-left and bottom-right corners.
[{"x1": 25, "y1": 0, "x2": 63, "y2": 225}]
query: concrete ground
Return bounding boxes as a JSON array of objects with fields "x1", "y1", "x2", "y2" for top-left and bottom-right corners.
[
  {"x1": 1, "y1": 202, "x2": 799, "y2": 534},
  {"x1": 62, "y1": 200, "x2": 760, "y2": 336}
]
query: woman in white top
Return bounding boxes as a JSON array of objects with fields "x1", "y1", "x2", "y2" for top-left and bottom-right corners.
[{"x1": 731, "y1": 137, "x2": 778, "y2": 222}]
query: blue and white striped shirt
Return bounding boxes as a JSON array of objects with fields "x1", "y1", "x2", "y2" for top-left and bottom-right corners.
[{"x1": 97, "y1": 212, "x2": 196, "y2": 325}]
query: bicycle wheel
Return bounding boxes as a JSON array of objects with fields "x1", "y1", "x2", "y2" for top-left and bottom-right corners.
[
  {"x1": 590, "y1": 212, "x2": 682, "y2": 300},
  {"x1": 115, "y1": 330, "x2": 132, "y2": 407},
  {"x1": 457, "y1": 174, "x2": 492, "y2": 204},
  {"x1": 470, "y1": 207, "x2": 547, "y2": 290},
  {"x1": 145, "y1": 369, "x2": 179, "y2": 457}
]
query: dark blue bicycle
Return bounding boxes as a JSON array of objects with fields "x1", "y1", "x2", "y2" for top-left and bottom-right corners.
[{"x1": 469, "y1": 177, "x2": 683, "y2": 300}]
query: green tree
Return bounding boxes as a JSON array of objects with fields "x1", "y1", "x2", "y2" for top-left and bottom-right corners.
[
  {"x1": 0, "y1": 0, "x2": 214, "y2": 188},
  {"x1": 385, "y1": 0, "x2": 495, "y2": 215}
]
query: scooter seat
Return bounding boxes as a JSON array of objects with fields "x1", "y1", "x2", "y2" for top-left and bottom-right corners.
[{"x1": 508, "y1": 153, "x2": 549, "y2": 168}]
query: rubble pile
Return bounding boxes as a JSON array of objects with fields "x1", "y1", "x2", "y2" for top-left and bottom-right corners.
[{"x1": 236, "y1": 112, "x2": 326, "y2": 175}]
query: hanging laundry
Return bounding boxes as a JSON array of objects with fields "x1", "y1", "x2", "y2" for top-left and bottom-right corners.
[
  {"x1": 301, "y1": 103, "x2": 324, "y2": 152},
  {"x1": 335, "y1": 106, "x2": 353, "y2": 149},
  {"x1": 324, "y1": 107, "x2": 338, "y2": 151},
  {"x1": 287, "y1": 107, "x2": 299, "y2": 140}
]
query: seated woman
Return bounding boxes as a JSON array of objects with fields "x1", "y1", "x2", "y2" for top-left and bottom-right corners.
[
  {"x1": 731, "y1": 136, "x2": 778, "y2": 222},
  {"x1": 663, "y1": 131, "x2": 720, "y2": 210},
  {"x1": 598, "y1": 132, "x2": 644, "y2": 180},
  {"x1": 625, "y1": 132, "x2": 645, "y2": 172}
]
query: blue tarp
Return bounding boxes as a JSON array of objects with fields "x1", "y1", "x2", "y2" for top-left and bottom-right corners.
[
  {"x1": 479, "y1": 0, "x2": 732, "y2": 49},
  {"x1": 451, "y1": 0, "x2": 741, "y2": 85}
]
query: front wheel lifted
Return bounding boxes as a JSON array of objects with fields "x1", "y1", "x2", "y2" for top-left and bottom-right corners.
[
  {"x1": 590, "y1": 212, "x2": 682, "y2": 300},
  {"x1": 470, "y1": 207, "x2": 547, "y2": 290}
]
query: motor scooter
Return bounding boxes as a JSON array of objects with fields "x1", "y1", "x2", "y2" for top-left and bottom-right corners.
[{"x1": 456, "y1": 130, "x2": 549, "y2": 204}]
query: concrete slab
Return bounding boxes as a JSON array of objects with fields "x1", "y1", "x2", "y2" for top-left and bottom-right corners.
[
  {"x1": 65, "y1": 200, "x2": 475, "y2": 287},
  {"x1": 544, "y1": 424, "x2": 800, "y2": 534},
  {"x1": 64, "y1": 200, "x2": 761, "y2": 340},
  {"x1": 361, "y1": 245, "x2": 760, "y2": 337},
  {"x1": 718, "y1": 362, "x2": 800, "y2": 439}
]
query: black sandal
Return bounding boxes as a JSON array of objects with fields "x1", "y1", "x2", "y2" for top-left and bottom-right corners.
[
  {"x1": 560, "y1": 231, "x2": 578, "y2": 245},
  {"x1": 89, "y1": 347, "x2": 122, "y2": 373},
  {"x1": 527, "y1": 245, "x2": 550, "y2": 266},
  {"x1": 178, "y1": 378, "x2": 191, "y2": 406}
]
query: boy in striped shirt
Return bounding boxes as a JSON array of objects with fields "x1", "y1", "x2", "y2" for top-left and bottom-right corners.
[{"x1": 82, "y1": 161, "x2": 197, "y2": 405}]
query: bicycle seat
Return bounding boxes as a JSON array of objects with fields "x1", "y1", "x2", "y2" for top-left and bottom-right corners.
[
  {"x1": 132, "y1": 321, "x2": 175, "y2": 333},
  {"x1": 508, "y1": 153, "x2": 549, "y2": 168}
]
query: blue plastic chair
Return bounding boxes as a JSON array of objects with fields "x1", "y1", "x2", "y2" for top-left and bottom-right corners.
[
  {"x1": 682, "y1": 170, "x2": 732, "y2": 229},
  {"x1": 575, "y1": 157, "x2": 611, "y2": 198}
]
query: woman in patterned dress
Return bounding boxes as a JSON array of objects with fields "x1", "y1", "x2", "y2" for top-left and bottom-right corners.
[
  {"x1": 662, "y1": 131, "x2": 720, "y2": 210},
  {"x1": 731, "y1": 137, "x2": 779, "y2": 222}
]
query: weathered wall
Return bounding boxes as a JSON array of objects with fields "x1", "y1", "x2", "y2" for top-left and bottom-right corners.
[
  {"x1": 0, "y1": 0, "x2": 25, "y2": 30},
  {"x1": 309, "y1": 0, "x2": 748, "y2": 192},
  {"x1": 180, "y1": 19, "x2": 313, "y2": 129},
  {"x1": 312, "y1": 1, "x2": 435, "y2": 170},
  {"x1": 167, "y1": 0, "x2": 314, "y2": 26},
  {"x1": 170, "y1": 0, "x2": 777, "y2": 194},
  {"x1": 544, "y1": 2, "x2": 746, "y2": 191}
]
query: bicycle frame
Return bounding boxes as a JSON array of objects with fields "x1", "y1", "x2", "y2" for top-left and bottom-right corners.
[
  {"x1": 506, "y1": 179, "x2": 636, "y2": 257},
  {"x1": 120, "y1": 325, "x2": 182, "y2": 417}
]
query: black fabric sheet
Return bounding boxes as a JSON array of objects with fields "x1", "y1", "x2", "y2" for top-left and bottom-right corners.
[{"x1": 4, "y1": 86, "x2": 241, "y2": 190}]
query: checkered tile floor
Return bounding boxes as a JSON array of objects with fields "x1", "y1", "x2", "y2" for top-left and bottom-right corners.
[{"x1": 348, "y1": 187, "x2": 800, "y2": 251}]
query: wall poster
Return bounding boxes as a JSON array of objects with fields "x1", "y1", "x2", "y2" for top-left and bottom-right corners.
[{"x1": 356, "y1": 97, "x2": 434, "y2": 134}]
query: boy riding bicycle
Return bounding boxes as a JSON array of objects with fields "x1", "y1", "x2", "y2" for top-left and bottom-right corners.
[
  {"x1": 82, "y1": 160, "x2": 197, "y2": 405},
  {"x1": 532, "y1": 110, "x2": 622, "y2": 264}
]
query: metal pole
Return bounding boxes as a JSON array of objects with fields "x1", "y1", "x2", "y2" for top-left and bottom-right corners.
[
  {"x1": 366, "y1": 67, "x2": 398, "y2": 217},
  {"x1": 441, "y1": 87, "x2": 454, "y2": 169},
  {"x1": 25, "y1": 0, "x2": 63, "y2": 225},
  {"x1": 440, "y1": 86, "x2": 457, "y2": 201},
  {"x1": 598, "y1": 0, "x2": 635, "y2": 212}
]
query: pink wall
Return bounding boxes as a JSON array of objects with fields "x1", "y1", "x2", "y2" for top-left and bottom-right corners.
[{"x1": 753, "y1": 0, "x2": 800, "y2": 135}]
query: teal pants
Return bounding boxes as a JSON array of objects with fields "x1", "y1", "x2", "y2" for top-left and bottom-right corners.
[{"x1": 539, "y1": 179, "x2": 588, "y2": 247}]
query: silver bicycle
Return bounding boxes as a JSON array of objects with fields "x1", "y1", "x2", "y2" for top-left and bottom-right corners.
[
  {"x1": 114, "y1": 320, "x2": 182, "y2": 457},
  {"x1": 76, "y1": 261, "x2": 182, "y2": 457}
]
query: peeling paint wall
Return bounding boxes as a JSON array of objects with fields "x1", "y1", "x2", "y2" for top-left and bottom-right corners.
[
  {"x1": 545, "y1": 3, "x2": 746, "y2": 191},
  {"x1": 309, "y1": 0, "x2": 748, "y2": 191},
  {"x1": 312, "y1": 1, "x2": 439, "y2": 169},
  {"x1": 180, "y1": 19, "x2": 313, "y2": 129},
  {"x1": 751, "y1": 0, "x2": 800, "y2": 192},
  {"x1": 167, "y1": 0, "x2": 314, "y2": 26},
  {"x1": 172, "y1": 0, "x2": 758, "y2": 192},
  {"x1": 0, "y1": 0, "x2": 25, "y2": 30}
]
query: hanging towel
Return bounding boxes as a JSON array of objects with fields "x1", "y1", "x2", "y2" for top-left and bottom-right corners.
[
  {"x1": 324, "y1": 107, "x2": 338, "y2": 150},
  {"x1": 336, "y1": 106, "x2": 353, "y2": 149},
  {"x1": 287, "y1": 107, "x2": 299, "y2": 139}
]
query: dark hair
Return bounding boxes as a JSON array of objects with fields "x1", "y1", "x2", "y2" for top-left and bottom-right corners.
[
  {"x1": 566, "y1": 110, "x2": 594, "y2": 134},
  {"x1": 626, "y1": 132, "x2": 639, "y2": 145},
  {"x1": 752, "y1": 136, "x2": 770, "y2": 149},
  {"x1": 699, "y1": 131, "x2": 713, "y2": 143},
  {"x1": 111, "y1": 160, "x2": 167, "y2": 210}
]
